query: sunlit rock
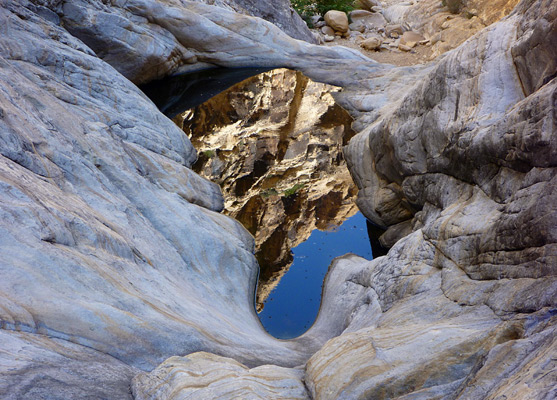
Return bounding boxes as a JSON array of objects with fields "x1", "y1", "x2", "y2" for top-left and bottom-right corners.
[
  {"x1": 132, "y1": 352, "x2": 310, "y2": 400},
  {"x1": 324, "y1": 10, "x2": 349, "y2": 33},
  {"x1": 383, "y1": 0, "x2": 521, "y2": 58}
]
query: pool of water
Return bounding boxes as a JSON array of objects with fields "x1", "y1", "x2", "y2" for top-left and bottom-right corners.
[
  {"x1": 257, "y1": 211, "x2": 373, "y2": 339},
  {"x1": 141, "y1": 68, "x2": 379, "y2": 340}
]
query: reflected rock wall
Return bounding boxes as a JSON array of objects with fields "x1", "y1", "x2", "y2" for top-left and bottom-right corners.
[{"x1": 174, "y1": 69, "x2": 359, "y2": 308}]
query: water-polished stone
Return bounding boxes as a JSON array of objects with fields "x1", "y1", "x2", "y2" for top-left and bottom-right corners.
[{"x1": 0, "y1": 0, "x2": 555, "y2": 399}]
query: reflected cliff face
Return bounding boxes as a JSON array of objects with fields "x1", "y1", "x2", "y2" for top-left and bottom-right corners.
[{"x1": 172, "y1": 69, "x2": 360, "y2": 311}]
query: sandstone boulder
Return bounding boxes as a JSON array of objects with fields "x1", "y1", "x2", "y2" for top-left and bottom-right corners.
[
  {"x1": 361, "y1": 37, "x2": 383, "y2": 51},
  {"x1": 321, "y1": 25, "x2": 335, "y2": 36},
  {"x1": 386, "y1": 23, "x2": 404, "y2": 37},
  {"x1": 324, "y1": 10, "x2": 349, "y2": 33}
]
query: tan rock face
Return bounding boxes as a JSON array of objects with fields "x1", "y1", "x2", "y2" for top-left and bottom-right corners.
[
  {"x1": 132, "y1": 352, "x2": 310, "y2": 400},
  {"x1": 173, "y1": 69, "x2": 358, "y2": 308},
  {"x1": 324, "y1": 10, "x2": 349, "y2": 33},
  {"x1": 382, "y1": 0, "x2": 520, "y2": 58},
  {"x1": 361, "y1": 37, "x2": 382, "y2": 51},
  {"x1": 306, "y1": 309, "x2": 519, "y2": 399}
]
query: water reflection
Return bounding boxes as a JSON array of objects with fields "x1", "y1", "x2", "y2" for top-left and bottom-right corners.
[
  {"x1": 173, "y1": 68, "x2": 360, "y2": 310},
  {"x1": 258, "y1": 212, "x2": 372, "y2": 339},
  {"x1": 142, "y1": 67, "x2": 377, "y2": 338}
]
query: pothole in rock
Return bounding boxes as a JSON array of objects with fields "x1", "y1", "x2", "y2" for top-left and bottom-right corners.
[{"x1": 141, "y1": 67, "x2": 382, "y2": 339}]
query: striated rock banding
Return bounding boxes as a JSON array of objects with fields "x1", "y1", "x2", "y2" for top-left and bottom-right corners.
[{"x1": 0, "y1": 0, "x2": 555, "y2": 398}]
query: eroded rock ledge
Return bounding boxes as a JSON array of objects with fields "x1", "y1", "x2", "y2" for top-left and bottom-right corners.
[{"x1": 0, "y1": 0, "x2": 555, "y2": 399}]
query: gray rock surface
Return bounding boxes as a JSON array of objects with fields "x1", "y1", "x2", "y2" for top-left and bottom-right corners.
[
  {"x1": 0, "y1": 0, "x2": 374, "y2": 396},
  {"x1": 211, "y1": 0, "x2": 318, "y2": 43},
  {"x1": 56, "y1": 0, "x2": 370, "y2": 84},
  {"x1": 0, "y1": 331, "x2": 139, "y2": 399},
  {"x1": 0, "y1": 0, "x2": 555, "y2": 398},
  {"x1": 1, "y1": 0, "x2": 359, "y2": 379},
  {"x1": 324, "y1": 0, "x2": 557, "y2": 397}
]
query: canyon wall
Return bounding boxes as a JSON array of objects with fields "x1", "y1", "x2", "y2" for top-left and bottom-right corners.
[{"x1": 0, "y1": 0, "x2": 555, "y2": 399}]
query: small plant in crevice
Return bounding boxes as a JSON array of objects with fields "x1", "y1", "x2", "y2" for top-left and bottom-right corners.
[
  {"x1": 283, "y1": 183, "x2": 305, "y2": 198},
  {"x1": 201, "y1": 149, "x2": 216, "y2": 159}
]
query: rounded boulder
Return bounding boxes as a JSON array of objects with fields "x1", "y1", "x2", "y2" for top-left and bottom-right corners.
[{"x1": 324, "y1": 10, "x2": 349, "y2": 33}]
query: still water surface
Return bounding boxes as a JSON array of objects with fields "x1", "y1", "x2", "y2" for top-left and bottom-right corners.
[{"x1": 258, "y1": 212, "x2": 372, "y2": 339}]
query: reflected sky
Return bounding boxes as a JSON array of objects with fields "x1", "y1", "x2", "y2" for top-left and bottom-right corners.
[{"x1": 258, "y1": 212, "x2": 372, "y2": 339}]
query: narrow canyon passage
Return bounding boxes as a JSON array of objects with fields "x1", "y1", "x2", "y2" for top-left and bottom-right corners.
[{"x1": 142, "y1": 67, "x2": 377, "y2": 339}]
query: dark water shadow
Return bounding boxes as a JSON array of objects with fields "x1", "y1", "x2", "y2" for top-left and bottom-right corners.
[
  {"x1": 366, "y1": 220, "x2": 389, "y2": 258},
  {"x1": 258, "y1": 212, "x2": 373, "y2": 339},
  {"x1": 139, "y1": 67, "x2": 275, "y2": 119}
]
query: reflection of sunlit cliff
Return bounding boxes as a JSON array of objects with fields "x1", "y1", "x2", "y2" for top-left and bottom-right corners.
[{"x1": 173, "y1": 69, "x2": 358, "y2": 310}]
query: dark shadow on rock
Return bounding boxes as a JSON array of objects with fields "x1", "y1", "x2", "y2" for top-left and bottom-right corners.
[
  {"x1": 140, "y1": 67, "x2": 276, "y2": 119},
  {"x1": 366, "y1": 219, "x2": 389, "y2": 258}
]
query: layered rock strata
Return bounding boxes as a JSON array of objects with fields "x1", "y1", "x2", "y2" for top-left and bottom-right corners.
[
  {"x1": 0, "y1": 0, "x2": 555, "y2": 399},
  {"x1": 132, "y1": 352, "x2": 309, "y2": 400},
  {"x1": 56, "y1": 0, "x2": 371, "y2": 84}
]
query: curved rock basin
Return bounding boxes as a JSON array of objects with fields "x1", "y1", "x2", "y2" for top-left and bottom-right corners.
[
  {"x1": 259, "y1": 211, "x2": 372, "y2": 339},
  {"x1": 141, "y1": 67, "x2": 372, "y2": 338}
]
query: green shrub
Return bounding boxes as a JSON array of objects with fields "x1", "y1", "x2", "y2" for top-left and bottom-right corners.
[
  {"x1": 292, "y1": 0, "x2": 355, "y2": 19},
  {"x1": 261, "y1": 188, "x2": 279, "y2": 198},
  {"x1": 202, "y1": 149, "x2": 216, "y2": 158}
]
